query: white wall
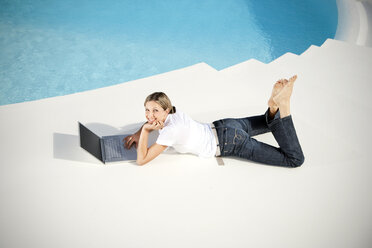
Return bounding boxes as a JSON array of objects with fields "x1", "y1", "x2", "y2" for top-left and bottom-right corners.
[
  {"x1": 363, "y1": 1, "x2": 372, "y2": 45},
  {"x1": 335, "y1": 0, "x2": 360, "y2": 43},
  {"x1": 357, "y1": 0, "x2": 372, "y2": 3},
  {"x1": 335, "y1": 0, "x2": 372, "y2": 47}
]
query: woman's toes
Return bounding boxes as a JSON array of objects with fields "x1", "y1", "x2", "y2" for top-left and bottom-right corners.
[{"x1": 289, "y1": 75, "x2": 297, "y2": 82}]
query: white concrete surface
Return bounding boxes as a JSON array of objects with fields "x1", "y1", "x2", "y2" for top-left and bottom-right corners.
[{"x1": 1, "y1": 38, "x2": 372, "y2": 248}]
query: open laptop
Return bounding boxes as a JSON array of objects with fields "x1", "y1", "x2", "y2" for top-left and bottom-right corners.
[{"x1": 79, "y1": 122, "x2": 137, "y2": 163}]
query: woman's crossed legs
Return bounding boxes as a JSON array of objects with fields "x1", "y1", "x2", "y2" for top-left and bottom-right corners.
[{"x1": 213, "y1": 76, "x2": 304, "y2": 167}]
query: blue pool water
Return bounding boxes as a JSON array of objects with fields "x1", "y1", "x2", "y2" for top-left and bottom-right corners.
[{"x1": 0, "y1": 0, "x2": 338, "y2": 105}]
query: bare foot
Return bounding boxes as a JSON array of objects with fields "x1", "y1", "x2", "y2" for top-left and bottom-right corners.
[
  {"x1": 273, "y1": 75, "x2": 297, "y2": 118},
  {"x1": 273, "y1": 75, "x2": 297, "y2": 103},
  {"x1": 268, "y1": 79, "x2": 287, "y2": 117}
]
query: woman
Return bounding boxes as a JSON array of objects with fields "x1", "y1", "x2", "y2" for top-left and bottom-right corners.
[{"x1": 124, "y1": 75, "x2": 304, "y2": 167}]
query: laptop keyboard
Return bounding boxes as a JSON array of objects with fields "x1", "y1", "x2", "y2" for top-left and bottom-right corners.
[{"x1": 104, "y1": 138, "x2": 124, "y2": 159}]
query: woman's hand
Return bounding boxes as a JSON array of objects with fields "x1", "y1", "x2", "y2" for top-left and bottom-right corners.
[
  {"x1": 143, "y1": 121, "x2": 164, "y2": 132},
  {"x1": 123, "y1": 132, "x2": 140, "y2": 149},
  {"x1": 123, "y1": 121, "x2": 163, "y2": 149}
]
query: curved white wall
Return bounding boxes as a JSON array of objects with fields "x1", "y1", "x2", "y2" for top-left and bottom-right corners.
[
  {"x1": 335, "y1": 0, "x2": 371, "y2": 46},
  {"x1": 335, "y1": 0, "x2": 360, "y2": 43}
]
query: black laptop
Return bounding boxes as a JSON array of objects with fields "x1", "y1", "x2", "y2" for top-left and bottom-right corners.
[{"x1": 79, "y1": 122, "x2": 137, "y2": 163}]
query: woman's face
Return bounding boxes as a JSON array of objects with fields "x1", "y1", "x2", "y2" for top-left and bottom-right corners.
[{"x1": 145, "y1": 101, "x2": 169, "y2": 124}]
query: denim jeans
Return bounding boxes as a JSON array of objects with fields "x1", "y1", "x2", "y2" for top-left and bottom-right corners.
[{"x1": 212, "y1": 109, "x2": 305, "y2": 167}]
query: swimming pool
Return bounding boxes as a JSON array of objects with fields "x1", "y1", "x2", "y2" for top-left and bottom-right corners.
[{"x1": 0, "y1": 0, "x2": 338, "y2": 105}]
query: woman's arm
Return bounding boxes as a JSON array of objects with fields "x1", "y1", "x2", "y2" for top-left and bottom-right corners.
[{"x1": 136, "y1": 121, "x2": 167, "y2": 165}]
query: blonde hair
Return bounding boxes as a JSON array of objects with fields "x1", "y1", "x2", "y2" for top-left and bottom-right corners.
[{"x1": 144, "y1": 92, "x2": 176, "y2": 114}]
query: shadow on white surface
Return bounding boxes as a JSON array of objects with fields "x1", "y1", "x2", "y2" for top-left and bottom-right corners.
[
  {"x1": 53, "y1": 133, "x2": 101, "y2": 164},
  {"x1": 53, "y1": 122, "x2": 159, "y2": 164}
]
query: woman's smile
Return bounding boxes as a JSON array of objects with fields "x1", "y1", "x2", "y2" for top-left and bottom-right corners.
[{"x1": 145, "y1": 100, "x2": 169, "y2": 124}]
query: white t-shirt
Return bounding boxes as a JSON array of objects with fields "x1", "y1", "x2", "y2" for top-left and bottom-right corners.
[{"x1": 156, "y1": 110, "x2": 217, "y2": 158}]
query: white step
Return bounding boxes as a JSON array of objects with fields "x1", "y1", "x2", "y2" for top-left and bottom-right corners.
[
  {"x1": 297, "y1": 39, "x2": 372, "y2": 107},
  {"x1": 299, "y1": 44, "x2": 321, "y2": 57},
  {"x1": 309, "y1": 38, "x2": 372, "y2": 61},
  {"x1": 218, "y1": 58, "x2": 265, "y2": 74},
  {"x1": 268, "y1": 52, "x2": 299, "y2": 67}
]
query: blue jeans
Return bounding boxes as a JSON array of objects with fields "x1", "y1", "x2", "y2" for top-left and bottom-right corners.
[{"x1": 212, "y1": 109, "x2": 305, "y2": 167}]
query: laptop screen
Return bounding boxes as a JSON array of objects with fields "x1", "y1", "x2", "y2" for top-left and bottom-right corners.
[{"x1": 79, "y1": 123, "x2": 103, "y2": 162}]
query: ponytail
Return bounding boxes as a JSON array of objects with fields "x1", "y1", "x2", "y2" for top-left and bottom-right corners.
[{"x1": 170, "y1": 106, "x2": 176, "y2": 114}]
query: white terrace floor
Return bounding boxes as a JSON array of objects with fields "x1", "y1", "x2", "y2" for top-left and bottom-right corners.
[{"x1": 0, "y1": 38, "x2": 372, "y2": 248}]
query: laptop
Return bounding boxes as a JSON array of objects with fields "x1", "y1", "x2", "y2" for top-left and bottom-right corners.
[{"x1": 79, "y1": 122, "x2": 137, "y2": 163}]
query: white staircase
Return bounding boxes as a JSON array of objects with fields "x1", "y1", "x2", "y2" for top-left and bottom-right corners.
[
  {"x1": 0, "y1": 39, "x2": 371, "y2": 248},
  {"x1": 214, "y1": 39, "x2": 372, "y2": 166}
]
